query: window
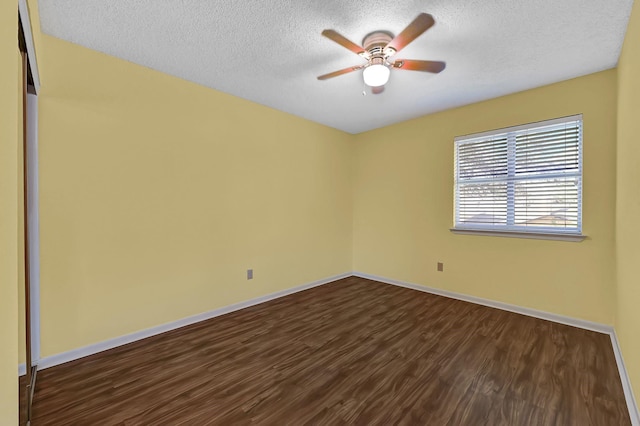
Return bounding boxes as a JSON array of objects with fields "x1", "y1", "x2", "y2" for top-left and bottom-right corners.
[{"x1": 453, "y1": 115, "x2": 583, "y2": 240}]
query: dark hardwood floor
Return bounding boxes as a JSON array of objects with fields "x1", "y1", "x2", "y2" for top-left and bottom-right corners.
[{"x1": 20, "y1": 277, "x2": 630, "y2": 425}]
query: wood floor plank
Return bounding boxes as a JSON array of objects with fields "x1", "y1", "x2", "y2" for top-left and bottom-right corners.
[{"x1": 20, "y1": 277, "x2": 631, "y2": 425}]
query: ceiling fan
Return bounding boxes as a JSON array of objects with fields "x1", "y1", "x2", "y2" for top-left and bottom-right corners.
[{"x1": 317, "y1": 13, "x2": 446, "y2": 94}]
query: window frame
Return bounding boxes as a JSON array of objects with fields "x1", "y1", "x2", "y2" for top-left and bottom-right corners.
[{"x1": 451, "y1": 115, "x2": 586, "y2": 242}]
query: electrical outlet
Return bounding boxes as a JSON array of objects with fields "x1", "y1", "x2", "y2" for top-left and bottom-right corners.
[
  {"x1": 247, "y1": 269, "x2": 253, "y2": 280},
  {"x1": 437, "y1": 262, "x2": 444, "y2": 272}
]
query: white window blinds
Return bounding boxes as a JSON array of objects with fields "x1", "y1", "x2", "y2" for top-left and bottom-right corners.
[{"x1": 454, "y1": 115, "x2": 582, "y2": 235}]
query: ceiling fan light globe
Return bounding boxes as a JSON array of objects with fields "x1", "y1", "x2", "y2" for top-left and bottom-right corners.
[{"x1": 363, "y1": 64, "x2": 390, "y2": 87}]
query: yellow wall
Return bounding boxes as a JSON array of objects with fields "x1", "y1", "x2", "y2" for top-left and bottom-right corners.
[
  {"x1": 37, "y1": 33, "x2": 620, "y2": 356},
  {"x1": 616, "y1": 0, "x2": 640, "y2": 406},
  {"x1": 0, "y1": 1, "x2": 20, "y2": 423},
  {"x1": 353, "y1": 70, "x2": 618, "y2": 324},
  {"x1": 37, "y1": 35, "x2": 353, "y2": 357}
]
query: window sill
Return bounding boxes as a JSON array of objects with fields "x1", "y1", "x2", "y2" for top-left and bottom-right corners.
[{"x1": 449, "y1": 228, "x2": 587, "y2": 242}]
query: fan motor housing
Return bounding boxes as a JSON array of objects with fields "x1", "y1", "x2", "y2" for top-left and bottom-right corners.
[{"x1": 362, "y1": 31, "x2": 394, "y2": 56}]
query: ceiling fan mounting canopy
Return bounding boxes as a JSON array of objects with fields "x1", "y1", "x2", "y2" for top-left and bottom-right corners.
[{"x1": 318, "y1": 13, "x2": 446, "y2": 93}]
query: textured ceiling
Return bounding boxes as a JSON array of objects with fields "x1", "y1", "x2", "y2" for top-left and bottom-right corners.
[{"x1": 38, "y1": 0, "x2": 633, "y2": 134}]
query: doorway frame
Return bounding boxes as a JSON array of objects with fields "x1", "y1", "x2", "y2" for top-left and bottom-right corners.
[
  {"x1": 18, "y1": 1, "x2": 41, "y2": 422},
  {"x1": 18, "y1": 0, "x2": 41, "y2": 371}
]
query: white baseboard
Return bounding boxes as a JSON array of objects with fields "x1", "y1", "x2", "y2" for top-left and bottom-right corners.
[
  {"x1": 611, "y1": 330, "x2": 640, "y2": 425},
  {"x1": 19, "y1": 272, "x2": 350, "y2": 374},
  {"x1": 353, "y1": 271, "x2": 639, "y2": 425},
  {"x1": 352, "y1": 272, "x2": 612, "y2": 333}
]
